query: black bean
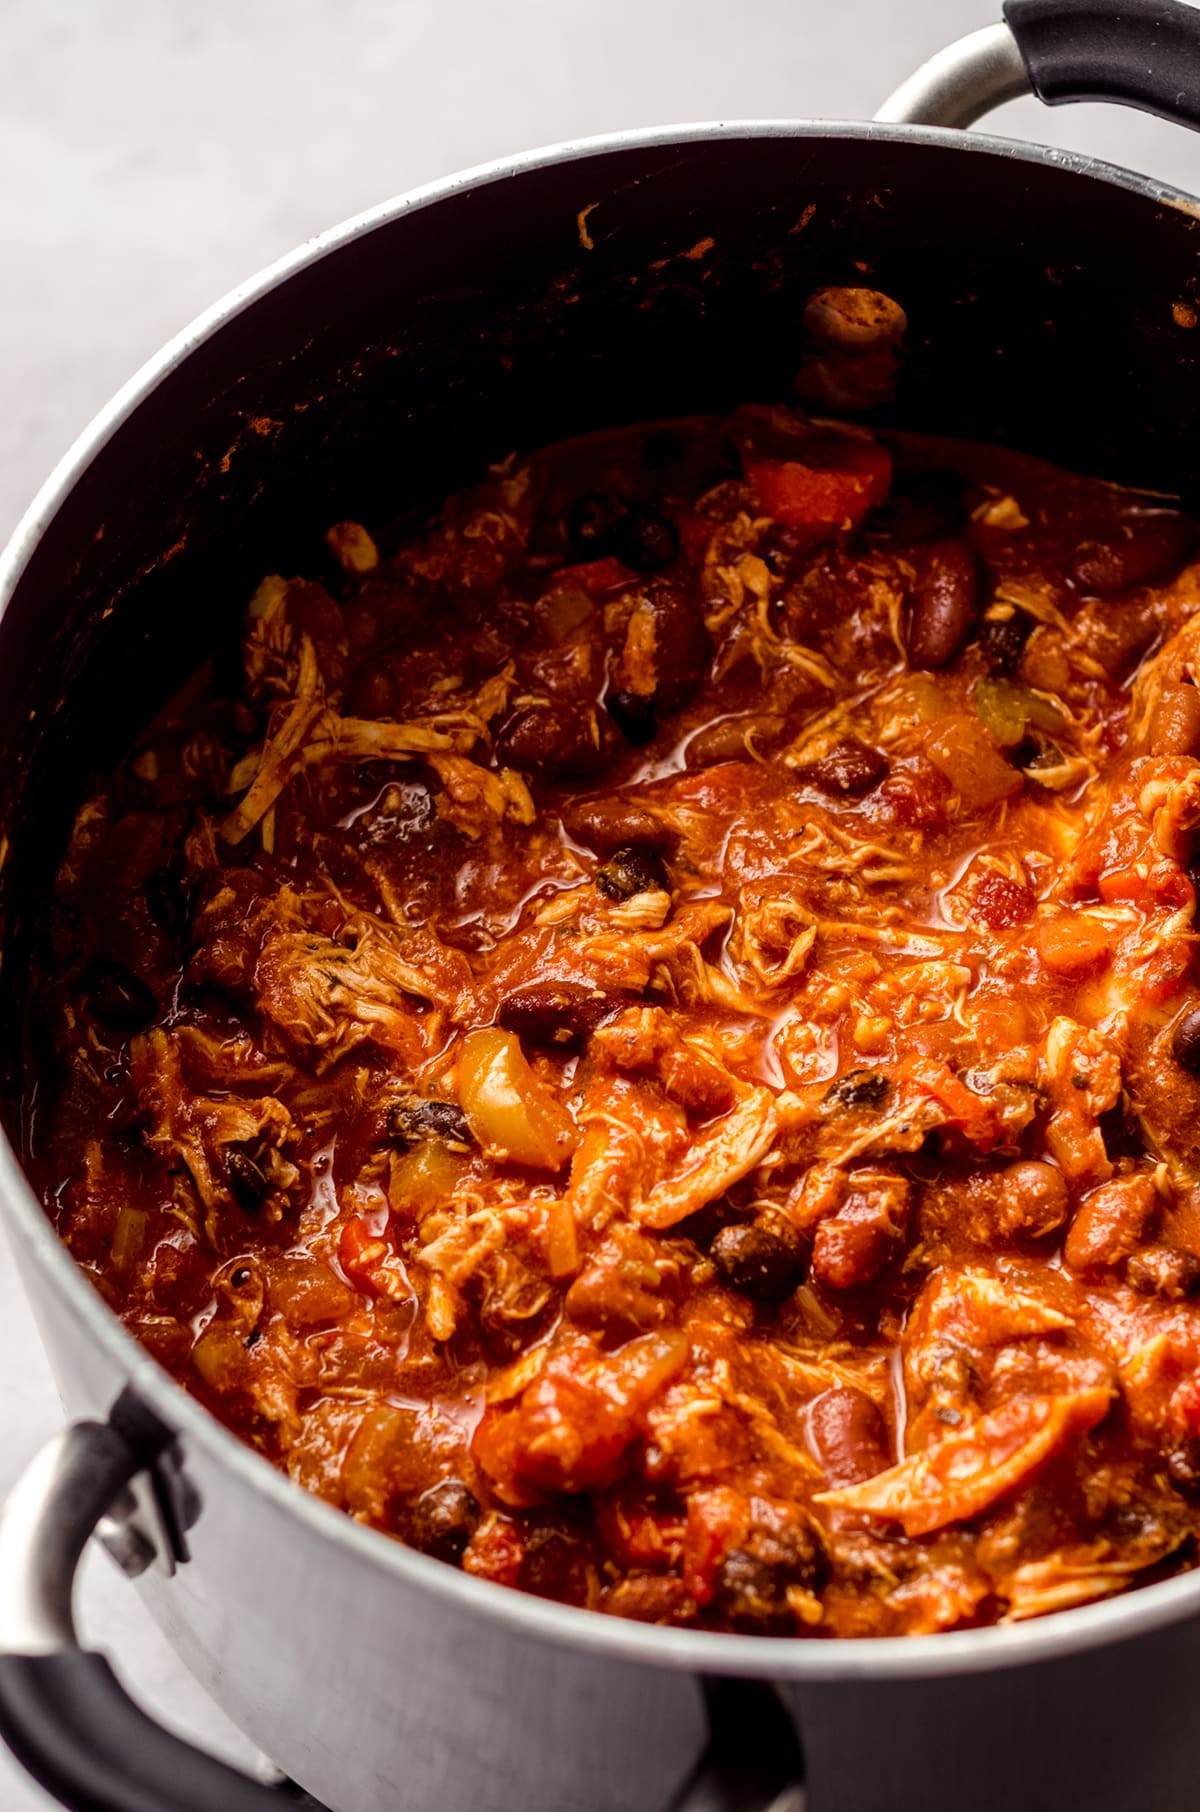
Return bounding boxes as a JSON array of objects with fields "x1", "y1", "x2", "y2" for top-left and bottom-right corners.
[
  {"x1": 225, "y1": 1149, "x2": 271, "y2": 1210},
  {"x1": 907, "y1": 540, "x2": 981, "y2": 670},
  {"x1": 822, "y1": 1069, "x2": 891, "y2": 1112},
  {"x1": 81, "y1": 960, "x2": 157, "y2": 1033},
  {"x1": 795, "y1": 737, "x2": 889, "y2": 796},
  {"x1": 1172, "y1": 1007, "x2": 1200, "y2": 1073},
  {"x1": 567, "y1": 493, "x2": 628, "y2": 561},
  {"x1": 715, "y1": 1551, "x2": 791, "y2": 1634},
  {"x1": 595, "y1": 847, "x2": 669, "y2": 901},
  {"x1": 610, "y1": 506, "x2": 679, "y2": 573},
  {"x1": 715, "y1": 1522, "x2": 827, "y2": 1633},
  {"x1": 979, "y1": 612, "x2": 1031, "y2": 677},
  {"x1": 605, "y1": 689, "x2": 658, "y2": 745},
  {"x1": 498, "y1": 980, "x2": 616, "y2": 1049},
  {"x1": 144, "y1": 867, "x2": 190, "y2": 939},
  {"x1": 387, "y1": 1097, "x2": 474, "y2": 1149},
  {"x1": 710, "y1": 1224, "x2": 805, "y2": 1299},
  {"x1": 409, "y1": 1479, "x2": 479, "y2": 1564}
]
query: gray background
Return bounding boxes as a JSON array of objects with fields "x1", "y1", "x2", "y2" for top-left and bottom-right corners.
[{"x1": 3, "y1": 0, "x2": 1200, "y2": 1804}]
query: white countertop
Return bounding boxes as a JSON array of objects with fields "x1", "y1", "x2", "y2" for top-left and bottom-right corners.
[{"x1": 4, "y1": 0, "x2": 1200, "y2": 1804}]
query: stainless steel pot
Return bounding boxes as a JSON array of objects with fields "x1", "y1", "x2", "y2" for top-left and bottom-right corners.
[{"x1": 5, "y1": 6, "x2": 1200, "y2": 1809}]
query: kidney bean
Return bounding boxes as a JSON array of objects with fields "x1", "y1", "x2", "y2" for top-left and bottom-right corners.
[
  {"x1": 811, "y1": 1174, "x2": 911, "y2": 1291},
  {"x1": 498, "y1": 980, "x2": 616, "y2": 1049},
  {"x1": 644, "y1": 588, "x2": 713, "y2": 713},
  {"x1": 1071, "y1": 509, "x2": 1194, "y2": 593},
  {"x1": 409, "y1": 1479, "x2": 480, "y2": 1563},
  {"x1": 1126, "y1": 1243, "x2": 1200, "y2": 1300},
  {"x1": 710, "y1": 1224, "x2": 805, "y2": 1299},
  {"x1": 906, "y1": 541, "x2": 981, "y2": 670},
  {"x1": 495, "y1": 701, "x2": 602, "y2": 778},
  {"x1": 806, "y1": 1386, "x2": 891, "y2": 1486},
  {"x1": 1171, "y1": 1006, "x2": 1200, "y2": 1072},
  {"x1": 811, "y1": 1211, "x2": 894, "y2": 1291},
  {"x1": 594, "y1": 847, "x2": 669, "y2": 901},
  {"x1": 994, "y1": 1160, "x2": 1070, "y2": 1240},
  {"x1": 685, "y1": 713, "x2": 783, "y2": 767},
  {"x1": 603, "y1": 1574, "x2": 694, "y2": 1623},
  {"x1": 795, "y1": 737, "x2": 889, "y2": 796},
  {"x1": 346, "y1": 665, "x2": 397, "y2": 720},
  {"x1": 564, "y1": 1263, "x2": 666, "y2": 1340},
  {"x1": 1148, "y1": 681, "x2": 1200, "y2": 756},
  {"x1": 561, "y1": 794, "x2": 670, "y2": 854},
  {"x1": 1063, "y1": 1174, "x2": 1159, "y2": 1272},
  {"x1": 82, "y1": 960, "x2": 157, "y2": 1033}
]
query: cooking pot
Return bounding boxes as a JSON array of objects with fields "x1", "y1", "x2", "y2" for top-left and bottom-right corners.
[{"x1": 5, "y1": 5, "x2": 1200, "y2": 1809}]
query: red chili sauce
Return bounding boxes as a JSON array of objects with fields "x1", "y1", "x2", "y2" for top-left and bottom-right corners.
[{"x1": 25, "y1": 397, "x2": 1200, "y2": 1636}]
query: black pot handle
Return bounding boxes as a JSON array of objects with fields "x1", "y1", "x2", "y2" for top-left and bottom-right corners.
[
  {"x1": 1004, "y1": 0, "x2": 1200, "y2": 129},
  {"x1": 0, "y1": 1420, "x2": 287, "y2": 1811},
  {"x1": 877, "y1": 1, "x2": 1200, "y2": 131},
  {"x1": 666, "y1": 1679, "x2": 804, "y2": 1812}
]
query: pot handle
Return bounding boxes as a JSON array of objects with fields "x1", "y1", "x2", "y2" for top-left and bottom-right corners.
[
  {"x1": 664, "y1": 1679, "x2": 804, "y2": 1812},
  {"x1": 877, "y1": 0, "x2": 1200, "y2": 130},
  {"x1": 0, "y1": 1420, "x2": 288, "y2": 1811}
]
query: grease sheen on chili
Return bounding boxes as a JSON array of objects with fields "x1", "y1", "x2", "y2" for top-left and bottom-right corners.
[{"x1": 27, "y1": 402, "x2": 1200, "y2": 1637}]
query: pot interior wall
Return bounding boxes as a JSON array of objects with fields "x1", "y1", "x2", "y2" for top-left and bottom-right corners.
[{"x1": 3, "y1": 127, "x2": 1200, "y2": 1115}]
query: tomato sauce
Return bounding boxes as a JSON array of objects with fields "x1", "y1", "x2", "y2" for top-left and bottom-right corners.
[{"x1": 25, "y1": 398, "x2": 1200, "y2": 1635}]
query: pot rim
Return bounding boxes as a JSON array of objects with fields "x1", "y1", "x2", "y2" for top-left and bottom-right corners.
[{"x1": 5, "y1": 114, "x2": 1200, "y2": 1684}]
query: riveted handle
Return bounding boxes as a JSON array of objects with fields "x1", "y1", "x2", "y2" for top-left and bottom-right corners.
[
  {"x1": 1005, "y1": 0, "x2": 1200, "y2": 128},
  {"x1": 878, "y1": 1, "x2": 1200, "y2": 131},
  {"x1": 0, "y1": 1420, "x2": 287, "y2": 1812}
]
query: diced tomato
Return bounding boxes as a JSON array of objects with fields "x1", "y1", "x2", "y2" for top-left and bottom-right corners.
[
  {"x1": 1097, "y1": 863, "x2": 1149, "y2": 903},
  {"x1": 680, "y1": 1486, "x2": 750, "y2": 1604},
  {"x1": 900, "y1": 1056, "x2": 1001, "y2": 1150},
  {"x1": 973, "y1": 870, "x2": 1036, "y2": 930},
  {"x1": 1171, "y1": 1372, "x2": 1200, "y2": 1443},
  {"x1": 554, "y1": 556, "x2": 635, "y2": 596},
  {"x1": 462, "y1": 1513, "x2": 526, "y2": 1588},
  {"x1": 595, "y1": 1493, "x2": 687, "y2": 1569},
  {"x1": 1036, "y1": 913, "x2": 1112, "y2": 978},
  {"x1": 337, "y1": 1214, "x2": 412, "y2": 1302},
  {"x1": 746, "y1": 437, "x2": 891, "y2": 533}
]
